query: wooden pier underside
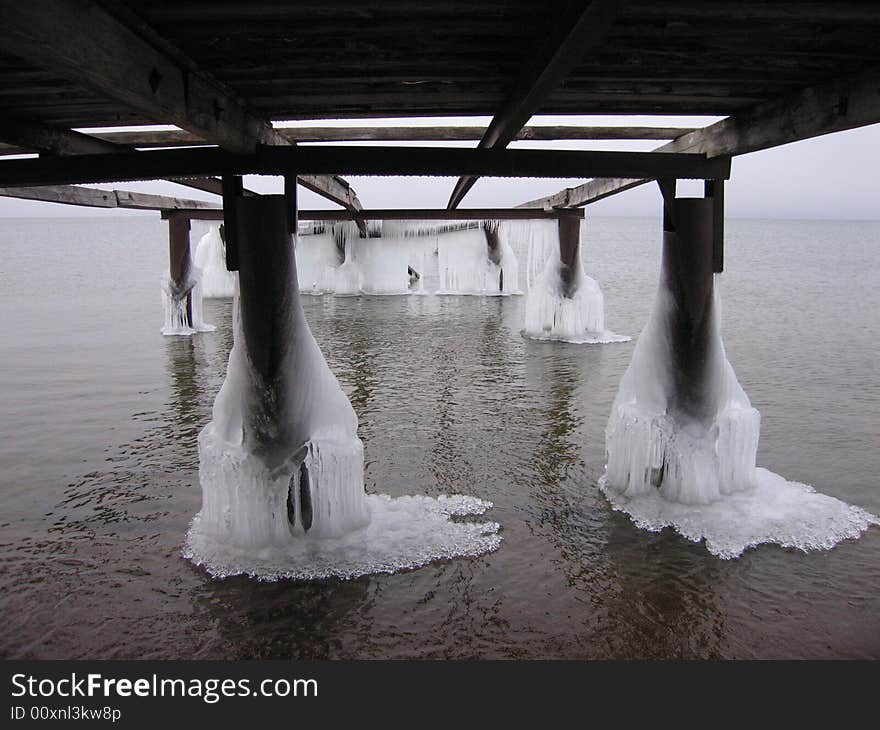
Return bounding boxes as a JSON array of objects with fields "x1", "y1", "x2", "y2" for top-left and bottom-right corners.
[{"x1": 0, "y1": 1, "x2": 878, "y2": 212}]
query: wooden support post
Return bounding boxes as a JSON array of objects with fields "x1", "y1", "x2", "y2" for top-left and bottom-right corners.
[
  {"x1": 655, "y1": 180, "x2": 719, "y2": 420},
  {"x1": 233, "y1": 194, "x2": 297, "y2": 445},
  {"x1": 558, "y1": 214, "x2": 581, "y2": 298},
  {"x1": 705, "y1": 180, "x2": 725, "y2": 273},
  {"x1": 167, "y1": 212, "x2": 193, "y2": 327},
  {"x1": 222, "y1": 175, "x2": 243, "y2": 271},
  {"x1": 283, "y1": 174, "x2": 298, "y2": 238}
]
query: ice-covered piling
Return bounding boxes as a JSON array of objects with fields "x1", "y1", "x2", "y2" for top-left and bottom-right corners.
[
  {"x1": 186, "y1": 197, "x2": 501, "y2": 578},
  {"x1": 602, "y1": 197, "x2": 878, "y2": 557},
  {"x1": 162, "y1": 213, "x2": 214, "y2": 335},
  {"x1": 193, "y1": 225, "x2": 236, "y2": 298},
  {"x1": 605, "y1": 199, "x2": 759, "y2": 504},
  {"x1": 436, "y1": 221, "x2": 520, "y2": 295},
  {"x1": 191, "y1": 196, "x2": 369, "y2": 547},
  {"x1": 522, "y1": 218, "x2": 626, "y2": 344}
]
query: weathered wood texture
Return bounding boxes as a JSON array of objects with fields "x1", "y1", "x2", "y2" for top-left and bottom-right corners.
[
  {"x1": 0, "y1": 115, "x2": 234, "y2": 197},
  {"x1": 0, "y1": 146, "x2": 731, "y2": 187},
  {"x1": 520, "y1": 63, "x2": 880, "y2": 208},
  {"x1": 163, "y1": 207, "x2": 585, "y2": 222},
  {"x1": 0, "y1": 125, "x2": 697, "y2": 156},
  {"x1": 447, "y1": 0, "x2": 624, "y2": 209},
  {"x1": 167, "y1": 213, "x2": 193, "y2": 325},
  {"x1": 1, "y1": 2, "x2": 878, "y2": 125},
  {"x1": 0, "y1": 184, "x2": 220, "y2": 210},
  {"x1": 0, "y1": 0, "x2": 364, "y2": 213}
]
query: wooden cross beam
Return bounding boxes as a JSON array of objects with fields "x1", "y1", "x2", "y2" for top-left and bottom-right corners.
[
  {"x1": 446, "y1": 0, "x2": 624, "y2": 209},
  {"x1": 0, "y1": 126, "x2": 698, "y2": 156},
  {"x1": 518, "y1": 64, "x2": 880, "y2": 209},
  {"x1": 0, "y1": 0, "x2": 365, "y2": 219},
  {"x1": 0, "y1": 146, "x2": 732, "y2": 187},
  {"x1": 160, "y1": 208, "x2": 586, "y2": 222},
  {"x1": 0, "y1": 115, "x2": 233, "y2": 198},
  {"x1": 0, "y1": 184, "x2": 221, "y2": 211}
]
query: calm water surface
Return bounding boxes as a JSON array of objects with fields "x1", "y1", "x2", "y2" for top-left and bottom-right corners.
[{"x1": 1, "y1": 215, "x2": 878, "y2": 659}]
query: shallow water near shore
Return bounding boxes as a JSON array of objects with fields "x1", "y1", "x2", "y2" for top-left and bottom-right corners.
[{"x1": 1, "y1": 215, "x2": 878, "y2": 659}]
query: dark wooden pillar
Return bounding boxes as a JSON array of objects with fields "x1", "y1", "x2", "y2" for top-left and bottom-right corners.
[
  {"x1": 221, "y1": 175, "x2": 243, "y2": 271},
  {"x1": 705, "y1": 179, "x2": 725, "y2": 273},
  {"x1": 232, "y1": 191, "x2": 299, "y2": 455},
  {"x1": 167, "y1": 212, "x2": 192, "y2": 326},
  {"x1": 657, "y1": 179, "x2": 719, "y2": 421},
  {"x1": 558, "y1": 214, "x2": 581, "y2": 297}
]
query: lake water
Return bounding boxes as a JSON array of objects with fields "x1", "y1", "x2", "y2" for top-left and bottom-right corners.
[{"x1": 1, "y1": 214, "x2": 878, "y2": 659}]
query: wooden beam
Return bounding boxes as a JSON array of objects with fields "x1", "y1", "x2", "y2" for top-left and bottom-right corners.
[
  {"x1": 0, "y1": 125, "x2": 697, "y2": 155},
  {"x1": 519, "y1": 64, "x2": 880, "y2": 208},
  {"x1": 447, "y1": 0, "x2": 624, "y2": 209},
  {"x1": 0, "y1": 114, "x2": 234, "y2": 198},
  {"x1": 0, "y1": 184, "x2": 221, "y2": 211},
  {"x1": 0, "y1": 145, "x2": 732, "y2": 187},
  {"x1": 162, "y1": 207, "x2": 587, "y2": 222},
  {"x1": 0, "y1": 0, "x2": 365, "y2": 214}
]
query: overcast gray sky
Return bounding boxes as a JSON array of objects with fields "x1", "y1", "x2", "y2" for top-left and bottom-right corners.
[{"x1": 1, "y1": 115, "x2": 878, "y2": 220}]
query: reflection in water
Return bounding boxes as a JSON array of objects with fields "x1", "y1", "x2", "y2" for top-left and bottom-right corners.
[
  {"x1": 598, "y1": 515, "x2": 728, "y2": 658},
  {"x1": 189, "y1": 575, "x2": 372, "y2": 659}
]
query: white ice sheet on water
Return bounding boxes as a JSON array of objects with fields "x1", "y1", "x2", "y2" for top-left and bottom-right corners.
[
  {"x1": 600, "y1": 467, "x2": 879, "y2": 559},
  {"x1": 184, "y1": 493, "x2": 501, "y2": 581}
]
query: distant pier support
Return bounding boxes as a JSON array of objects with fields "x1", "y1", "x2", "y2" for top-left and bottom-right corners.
[
  {"x1": 558, "y1": 215, "x2": 581, "y2": 297},
  {"x1": 168, "y1": 213, "x2": 193, "y2": 328}
]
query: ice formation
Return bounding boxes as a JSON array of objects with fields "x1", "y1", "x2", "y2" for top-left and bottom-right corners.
[
  {"x1": 437, "y1": 223, "x2": 521, "y2": 295},
  {"x1": 295, "y1": 222, "x2": 415, "y2": 296},
  {"x1": 336, "y1": 235, "x2": 412, "y2": 295},
  {"x1": 192, "y1": 225, "x2": 236, "y2": 298},
  {"x1": 602, "y1": 227, "x2": 878, "y2": 557},
  {"x1": 185, "y1": 494, "x2": 500, "y2": 580},
  {"x1": 518, "y1": 220, "x2": 627, "y2": 344},
  {"x1": 186, "y1": 201, "x2": 500, "y2": 580},
  {"x1": 160, "y1": 271, "x2": 214, "y2": 336},
  {"x1": 523, "y1": 244, "x2": 628, "y2": 344}
]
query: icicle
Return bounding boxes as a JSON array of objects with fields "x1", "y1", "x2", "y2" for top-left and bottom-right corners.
[
  {"x1": 192, "y1": 225, "x2": 236, "y2": 298},
  {"x1": 436, "y1": 220, "x2": 521, "y2": 295}
]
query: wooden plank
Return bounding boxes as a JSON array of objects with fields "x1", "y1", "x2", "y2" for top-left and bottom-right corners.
[
  {"x1": 0, "y1": 145, "x2": 732, "y2": 187},
  {"x1": 446, "y1": 0, "x2": 625, "y2": 209},
  {"x1": 0, "y1": 115, "x2": 234, "y2": 197},
  {"x1": 0, "y1": 1, "x2": 265, "y2": 152},
  {"x1": 0, "y1": 0, "x2": 365, "y2": 214},
  {"x1": 625, "y1": 2, "x2": 880, "y2": 24},
  {"x1": 519, "y1": 63, "x2": 880, "y2": 209},
  {"x1": 163, "y1": 207, "x2": 587, "y2": 222},
  {"x1": 0, "y1": 184, "x2": 221, "y2": 210},
  {"x1": 0, "y1": 125, "x2": 696, "y2": 152}
]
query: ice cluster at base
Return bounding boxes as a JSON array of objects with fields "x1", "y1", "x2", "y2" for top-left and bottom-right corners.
[
  {"x1": 523, "y1": 253, "x2": 628, "y2": 344},
  {"x1": 436, "y1": 227, "x2": 521, "y2": 296},
  {"x1": 295, "y1": 220, "x2": 522, "y2": 297},
  {"x1": 603, "y1": 258, "x2": 878, "y2": 556},
  {"x1": 521, "y1": 221, "x2": 627, "y2": 344},
  {"x1": 187, "y1": 245, "x2": 501, "y2": 581},
  {"x1": 600, "y1": 468, "x2": 879, "y2": 559},
  {"x1": 192, "y1": 226, "x2": 236, "y2": 298},
  {"x1": 160, "y1": 274, "x2": 215, "y2": 336},
  {"x1": 184, "y1": 492, "x2": 501, "y2": 581},
  {"x1": 296, "y1": 222, "x2": 419, "y2": 296}
]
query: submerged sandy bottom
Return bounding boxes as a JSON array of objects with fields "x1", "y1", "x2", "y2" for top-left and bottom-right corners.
[
  {"x1": 184, "y1": 494, "x2": 501, "y2": 581},
  {"x1": 600, "y1": 467, "x2": 879, "y2": 559}
]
